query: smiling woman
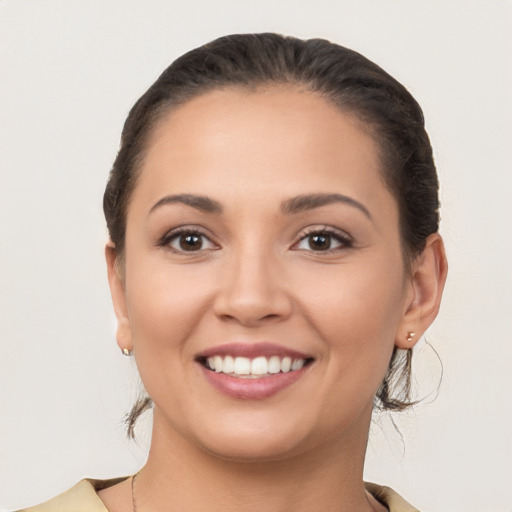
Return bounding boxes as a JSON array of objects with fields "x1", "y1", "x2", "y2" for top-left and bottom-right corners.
[{"x1": 20, "y1": 33, "x2": 447, "y2": 512}]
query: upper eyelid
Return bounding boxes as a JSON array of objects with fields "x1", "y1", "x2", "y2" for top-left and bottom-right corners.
[
  {"x1": 162, "y1": 225, "x2": 215, "y2": 239},
  {"x1": 159, "y1": 226, "x2": 219, "y2": 249},
  {"x1": 296, "y1": 225, "x2": 353, "y2": 241},
  {"x1": 291, "y1": 226, "x2": 354, "y2": 251}
]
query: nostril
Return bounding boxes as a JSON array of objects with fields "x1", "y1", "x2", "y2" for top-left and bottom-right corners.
[
  {"x1": 217, "y1": 311, "x2": 285, "y2": 326},
  {"x1": 261, "y1": 313, "x2": 281, "y2": 321}
]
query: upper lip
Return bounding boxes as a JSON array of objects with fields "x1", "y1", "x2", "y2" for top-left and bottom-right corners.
[{"x1": 195, "y1": 342, "x2": 313, "y2": 361}]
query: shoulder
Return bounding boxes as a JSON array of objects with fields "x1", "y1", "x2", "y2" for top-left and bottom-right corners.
[
  {"x1": 365, "y1": 482, "x2": 420, "y2": 512},
  {"x1": 16, "y1": 478, "x2": 128, "y2": 512}
]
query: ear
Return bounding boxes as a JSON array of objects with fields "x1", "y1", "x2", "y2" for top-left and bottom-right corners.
[
  {"x1": 396, "y1": 233, "x2": 448, "y2": 349},
  {"x1": 105, "y1": 242, "x2": 133, "y2": 353}
]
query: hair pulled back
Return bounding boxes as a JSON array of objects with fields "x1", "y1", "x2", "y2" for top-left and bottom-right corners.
[{"x1": 103, "y1": 33, "x2": 440, "y2": 437}]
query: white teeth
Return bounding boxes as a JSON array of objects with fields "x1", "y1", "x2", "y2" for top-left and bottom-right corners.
[
  {"x1": 251, "y1": 356, "x2": 268, "y2": 375},
  {"x1": 291, "y1": 359, "x2": 304, "y2": 371},
  {"x1": 223, "y1": 355, "x2": 234, "y2": 373},
  {"x1": 234, "y1": 357, "x2": 251, "y2": 375},
  {"x1": 268, "y1": 356, "x2": 281, "y2": 374},
  {"x1": 205, "y1": 355, "x2": 308, "y2": 376}
]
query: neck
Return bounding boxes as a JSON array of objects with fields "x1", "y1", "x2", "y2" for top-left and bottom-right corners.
[{"x1": 135, "y1": 406, "x2": 382, "y2": 512}]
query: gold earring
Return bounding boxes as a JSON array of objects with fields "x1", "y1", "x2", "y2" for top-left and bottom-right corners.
[
  {"x1": 406, "y1": 332, "x2": 416, "y2": 342},
  {"x1": 122, "y1": 348, "x2": 132, "y2": 356}
]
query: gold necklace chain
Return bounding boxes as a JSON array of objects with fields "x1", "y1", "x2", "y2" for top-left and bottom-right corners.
[{"x1": 131, "y1": 472, "x2": 138, "y2": 512}]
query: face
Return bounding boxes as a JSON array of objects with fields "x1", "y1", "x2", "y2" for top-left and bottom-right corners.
[{"x1": 110, "y1": 87, "x2": 417, "y2": 461}]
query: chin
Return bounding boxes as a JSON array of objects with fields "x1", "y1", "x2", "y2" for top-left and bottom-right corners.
[
  {"x1": 184, "y1": 406, "x2": 352, "y2": 464},
  {"x1": 199, "y1": 430, "x2": 310, "y2": 463},
  {"x1": 163, "y1": 406, "x2": 320, "y2": 463}
]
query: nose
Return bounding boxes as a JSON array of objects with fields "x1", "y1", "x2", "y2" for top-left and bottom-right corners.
[{"x1": 212, "y1": 248, "x2": 293, "y2": 327}]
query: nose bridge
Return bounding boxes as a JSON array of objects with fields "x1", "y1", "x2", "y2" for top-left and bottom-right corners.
[{"x1": 214, "y1": 237, "x2": 291, "y2": 325}]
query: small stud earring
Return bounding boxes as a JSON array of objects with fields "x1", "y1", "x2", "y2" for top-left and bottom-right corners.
[
  {"x1": 122, "y1": 348, "x2": 132, "y2": 356},
  {"x1": 406, "y1": 332, "x2": 416, "y2": 342}
]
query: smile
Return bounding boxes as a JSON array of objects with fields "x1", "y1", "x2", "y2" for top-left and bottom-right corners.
[
  {"x1": 196, "y1": 343, "x2": 314, "y2": 399},
  {"x1": 205, "y1": 355, "x2": 307, "y2": 378}
]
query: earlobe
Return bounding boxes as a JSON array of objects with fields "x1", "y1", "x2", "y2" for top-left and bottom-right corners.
[
  {"x1": 105, "y1": 243, "x2": 133, "y2": 353},
  {"x1": 395, "y1": 233, "x2": 448, "y2": 349}
]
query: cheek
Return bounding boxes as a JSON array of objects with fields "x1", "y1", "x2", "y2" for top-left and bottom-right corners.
[
  {"x1": 124, "y1": 257, "x2": 215, "y2": 367},
  {"x1": 122, "y1": 259, "x2": 220, "y2": 429},
  {"x1": 301, "y1": 255, "x2": 404, "y2": 326},
  {"x1": 296, "y1": 260, "x2": 406, "y2": 389}
]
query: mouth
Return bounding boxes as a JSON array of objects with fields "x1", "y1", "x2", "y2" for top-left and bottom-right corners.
[
  {"x1": 198, "y1": 355, "x2": 313, "y2": 378},
  {"x1": 195, "y1": 343, "x2": 314, "y2": 399}
]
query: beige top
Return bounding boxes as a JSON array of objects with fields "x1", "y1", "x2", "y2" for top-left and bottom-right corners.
[{"x1": 18, "y1": 478, "x2": 419, "y2": 512}]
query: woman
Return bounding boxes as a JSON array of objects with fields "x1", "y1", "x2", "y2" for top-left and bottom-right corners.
[{"x1": 22, "y1": 33, "x2": 447, "y2": 512}]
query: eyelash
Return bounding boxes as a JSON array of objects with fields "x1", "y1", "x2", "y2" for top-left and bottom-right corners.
[
  {"x1": 292, "y1": 226, "x2": 354, "y2": 253},
  {"x1": 158, "y1": 227, "x2": 219, "y2": 253},
  {"x1": 158, "y1": 226, "x2": 354, "y2": 254}
]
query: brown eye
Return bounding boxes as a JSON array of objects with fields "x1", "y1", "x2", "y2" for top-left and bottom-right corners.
[
  {"x1": 294, "y1": 228, "x2": 353, "y2": 253},
  {"x1": 308, "y1": 233, "x2": 331, "y2": 250},
  {"x1": 163, "y1": 230, "x2": 218, "y2": 253},
  {"x1": 178, "y1": 233, "x2": 203, "y2": 251}
]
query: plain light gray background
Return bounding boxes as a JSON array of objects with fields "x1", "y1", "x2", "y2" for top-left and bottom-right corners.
[{"x1": 1, "y1": 1, "x2": 511, "y2": 510}]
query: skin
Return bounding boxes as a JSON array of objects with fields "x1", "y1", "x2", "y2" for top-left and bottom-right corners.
[{"x1": 101, "y1": 86, "x2": 447, "y2": 511}]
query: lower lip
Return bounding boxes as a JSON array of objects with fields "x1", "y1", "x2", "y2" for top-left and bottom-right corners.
[{"x1": 199, "y1": 364, "x2": 310, "y2": 400}]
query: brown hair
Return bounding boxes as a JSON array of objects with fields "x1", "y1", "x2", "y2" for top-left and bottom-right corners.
[{"x1": 103, "y1": 33, "x2": 440, "y2": 437}]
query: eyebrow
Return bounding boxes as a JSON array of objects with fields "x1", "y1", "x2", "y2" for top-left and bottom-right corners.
[
  {"x1": 149, "y1": 194, "x2": 223, "y2": 215},
  {"x1": 148, "y1": 192, "x2": 371, "y2": 219},
  {"x1": 281, "y1": 193, "x2": 372, "y2": 219}
]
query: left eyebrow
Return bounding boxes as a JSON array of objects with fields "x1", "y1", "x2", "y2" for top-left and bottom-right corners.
[{"x1": 281, "y1": 193, "x2": 372, "y2": 220}]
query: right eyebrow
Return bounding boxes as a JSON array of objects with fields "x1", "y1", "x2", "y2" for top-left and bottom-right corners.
[{"x1": 148, "y1": 194, "x2": 224, "y2": 216}]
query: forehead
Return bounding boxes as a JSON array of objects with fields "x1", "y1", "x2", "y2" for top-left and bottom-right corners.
[{"x1": 132, "y1": 86, "x2": 394, "y2": 216}]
